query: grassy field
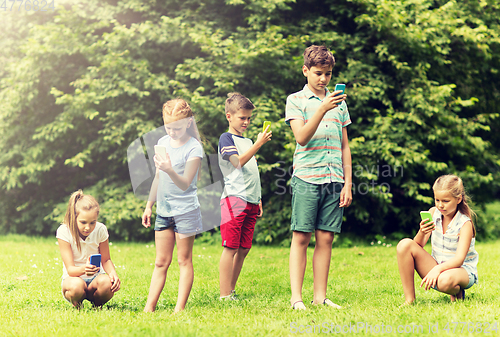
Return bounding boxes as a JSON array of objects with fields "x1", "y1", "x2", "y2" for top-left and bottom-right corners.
[{"x1": 0, "y1": 234, "x2": 499, "y2": 336}]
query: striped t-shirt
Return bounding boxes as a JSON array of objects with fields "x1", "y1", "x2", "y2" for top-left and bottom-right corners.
[
  {"x1": 285, "y1": 84, "x2": 351, "y2": 185},
  {"x1": 431, "y1": 210, "x2": 478, "y2": 279}
]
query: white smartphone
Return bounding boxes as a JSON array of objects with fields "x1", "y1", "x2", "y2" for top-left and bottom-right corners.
[{"x1": 154, "y1": 145, "x2": 167, "y2": 161}]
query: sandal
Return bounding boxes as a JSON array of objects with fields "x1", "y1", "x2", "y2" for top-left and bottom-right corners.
[
  {"x1": 311, "y1": 298, "x2": 342, "y2": 309},
  {"x1": 292, "y1": 300, "x2": 307, "y2": 310}
]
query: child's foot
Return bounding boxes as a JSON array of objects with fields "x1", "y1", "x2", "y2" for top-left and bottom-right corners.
[
  {"x1": 451, "y1": 288, "x2": 465, "y2": 302},
  {"x1": 292, "y1": 300, "x2": 307, "y2": 310},
  {"x1": 311, "y1": 298, "x2": 342, "y2": 309},
  {"x1": 399, "y1": 300, "x2": 414, "y2": 307},
  {"x1": 220, "y1": 293, "x2": 237, "y2": 301},
  {"x1": 230, "y1": 290, "x2": 238, "y2": 300}
]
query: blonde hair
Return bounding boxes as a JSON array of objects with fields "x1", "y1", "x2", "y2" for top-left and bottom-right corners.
[
  {"x1": 433, "y1": 174, "x2": 476, "y2": 237},
  {"x1": 225, "y1": 92, "x2": 255, "y2": 115},
  {"x1": 162, "y1": 98, "x2": 201, "y2": 142},
  {"x1": 63, "y1": 190, "x2": 100, "y2": 252}
]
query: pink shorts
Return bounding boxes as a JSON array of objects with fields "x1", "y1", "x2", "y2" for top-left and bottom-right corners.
[{"x1": 220, "y1": 196, "x2": 259, "y2": 249}]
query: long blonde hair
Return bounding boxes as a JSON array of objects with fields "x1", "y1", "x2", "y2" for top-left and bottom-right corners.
[
  {"x1": 63, "y1": 190, "x2": 100, "y2": 252},
  {"x1": 162, "y1": 98, "x2": 201, "y2": 142},
  {"x1": 433, "y1": 174, "x2": 476, "y2": 237}
]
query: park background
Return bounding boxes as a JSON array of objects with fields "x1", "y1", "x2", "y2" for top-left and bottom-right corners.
[
  {"x1": 2, "y1": 1, "x2": 500, "y2": 336},
  {"x1": 1, "y1": 0, "x2": 500, "y2": 244}
]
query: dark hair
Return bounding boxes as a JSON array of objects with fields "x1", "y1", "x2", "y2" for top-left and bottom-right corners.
[
  {"x1": 225, "y1": 92, "x2": 255, "y2": 115},
  {"x1": 303, "y1": 45, "x2": 335, "y2": 69},
  {"x1": 63, "y1": 190, "x2": 100, "y2": 252},
  {"x1": 433, "y1": 174, "x2": 476, "y2": 237}
]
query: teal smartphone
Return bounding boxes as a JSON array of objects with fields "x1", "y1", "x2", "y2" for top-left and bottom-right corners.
[
  {"x1": 420, "y1": 211, "x2": 433, "y2": 224},
  {"x1": 334, "y1": 83, "x2": 346, "y2": 105},
  {"x1": 262, "y1": 121, "x2": 271, "y2": 133}
]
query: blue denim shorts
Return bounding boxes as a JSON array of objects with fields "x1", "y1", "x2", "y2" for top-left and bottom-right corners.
[
  {"x1": 61, "y1": 272, "x2": 104, "y2": 302},
  {"x1": 155, "y1": 207, "x2": 202, "y2": 235},
  {"x1": 431, "y1": 270, "x2": 477, "y2": 291}
]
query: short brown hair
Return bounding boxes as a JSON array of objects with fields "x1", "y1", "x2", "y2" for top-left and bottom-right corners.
[
  {"x1": 303, "y1": 45, "x2": 335, "y2": 69},
  {"x1": 225, "y1": 92, "x2": 255, "y2": 114}
]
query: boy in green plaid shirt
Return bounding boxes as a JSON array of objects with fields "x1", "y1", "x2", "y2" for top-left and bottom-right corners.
[{"x1": 285, "y1": 45, "x2": 352, "y2": 310}]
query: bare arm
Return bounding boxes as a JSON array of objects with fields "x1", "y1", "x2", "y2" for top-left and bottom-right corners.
[
  {"x1": 228, "y1": 130, "x2": 272, "y2": 169},
  {"x1": 432, "y1": 221, "x2": 473, "y2": 272},
  {"x1": 289, "y1": 92, "x2": 346, "y2": 146},
  {"x1": 413, "y1": 207, "x2": 436, "y2": 247},
  {"x1": 99, "y1": 240, "x2": 120, "y2": 292},
  {"x1": 58, "y1": 239, "x2": 86, "y2": 277},
  {"x1": 58, "y1": 239, "x2": 99, "y2": 277},
  {"x1": 155, "y1": 155, "x2": 201, "y2": 191},
  {"x1": 339, "y1": 127, "x2": 352, "y2": 207},
  {"x1": 142, "y1": 171, "x2": 159, "y2": 228}
]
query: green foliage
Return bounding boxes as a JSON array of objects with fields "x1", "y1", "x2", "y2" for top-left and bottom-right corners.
[{"x1": 0, "y1": 0, "x2": 499, "y2": 242}]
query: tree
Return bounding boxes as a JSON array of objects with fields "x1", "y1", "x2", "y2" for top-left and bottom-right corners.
[{"x1": 1, "y1": 0, "x2": 499, "y2": 242}]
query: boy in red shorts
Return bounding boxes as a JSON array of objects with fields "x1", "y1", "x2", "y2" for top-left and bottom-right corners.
[{"x1": 218, "y1": 92, "x2": 272, "y2": 300}]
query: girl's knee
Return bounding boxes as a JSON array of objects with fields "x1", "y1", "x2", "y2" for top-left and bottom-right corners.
[
  {"x1": 155, "y1": 257, "x2": 172, "y2": 269},
  {"x1": 396, "y1": 238, "x2": 414, "y2": 253},
  {"x1": 177, "y1": 255, "x2": 193, "y2": 267}
]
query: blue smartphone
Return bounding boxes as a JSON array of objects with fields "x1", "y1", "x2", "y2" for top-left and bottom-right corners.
[
  {"x1": 334, "y1": 83, "x2": 346, "y2": 105},
  {"x1": 90, "y1": 254, "x2": 101, "y2": 267}
]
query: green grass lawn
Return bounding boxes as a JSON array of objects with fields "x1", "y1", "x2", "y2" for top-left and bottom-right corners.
[{"x1": 1, "y1": 234, "x2": 499, "y2": 336}]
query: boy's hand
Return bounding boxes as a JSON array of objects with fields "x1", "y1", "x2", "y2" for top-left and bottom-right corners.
[
  {"x1": 257, "y1": 200, "x2": 263, "y2": 217},
  {"x1": 85, "y1": 258, "x2": 100, "y2": 276},
  {"x1": 142, "y1": 207, "x2": 152, "y2": 228},
  {"x1": 256, "y1": 129, "x2": 272, "y2": 146},
  {"x1": 154, "y1": 153, "x2": 173, "y2": 173},
  {"x1": 339, "y1": 185, "x2": 352, "y2": 207},
  {"x1": 318, "y1": 91, "x2": 347, "y2": 114}
]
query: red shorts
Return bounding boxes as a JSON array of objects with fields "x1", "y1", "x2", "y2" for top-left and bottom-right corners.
[{"x1": 220, "y1": 196, "x2": 259, "y2": 249}]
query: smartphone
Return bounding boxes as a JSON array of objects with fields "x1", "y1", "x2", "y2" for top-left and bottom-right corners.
[
  {"x1": 420, "y1": 211, "x2": 433, "y2": 224},
  {"x1": 334, "y1": 83, "x2": 346, "y2": 105},
  {"x1": 90, "y1": 254, "x2": 101, "y2": 267},
  {"x1": 262, "y1": 121, "x2": 271, "y2": 133},
  {"x1": 154, "y1": 145, "x2": 167, "y2": 161}
]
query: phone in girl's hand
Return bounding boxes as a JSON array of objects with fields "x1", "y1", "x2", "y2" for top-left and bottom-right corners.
[
  {"x1": 154, "y1": 145, "x2": 167, "y2": 161},
  {"x1": 420, "y1": 211, "x2": 433, "y2": 224},
  {"x1": 90, "y1": 254, "x2": 101, "y2": 267}
]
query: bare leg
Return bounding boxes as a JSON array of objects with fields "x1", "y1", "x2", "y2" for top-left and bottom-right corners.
[
  {"x1": 312, "y1": 229, "x2": 335, "y2": 304},
  {"x1": 62, "y1": 277, "x2": 87, "y2": 308},
  {"x1": 290, "y1": 231, "x2": 312, "y2": 307},
  {"x1": 144, "y1": 229, "x2": 175, "y2": 312},
  {"x1": 173, "y1": 233, "x2": 195, "y2": 313},
  {"x1": 87, "y1": 274, "x2": 114, "y2": 307},
  {"x1": 436, "y1": 268, "x2": 470, "y2": 301},
  {"x1": 230, "y1": 247, "x2": 250, "y2": 292},
  {"x1": 219, "y1": 247, "x2": 237, "y2": 297},
  {"x1": 396, "y1": 238, "x2": 437, "y2": 304}
]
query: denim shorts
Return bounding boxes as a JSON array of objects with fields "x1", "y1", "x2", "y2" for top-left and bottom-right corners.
[
  {"x1": 431, "y1": 270, "x2": 477, "y2": 291},
  {"x1": 290, "y1": 176, "x2": 344, "y2": 233},
  {"x1": 155, "y1": 207, "x2": 202, "y2": 235},
  {"x1": 61, "y1": 272, "x2": 103, "y2": 302}
]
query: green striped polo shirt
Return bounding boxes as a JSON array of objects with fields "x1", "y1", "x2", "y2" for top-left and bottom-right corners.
[{"x1": 285, "y1": 84, "x2": 351, "y2": 185}]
